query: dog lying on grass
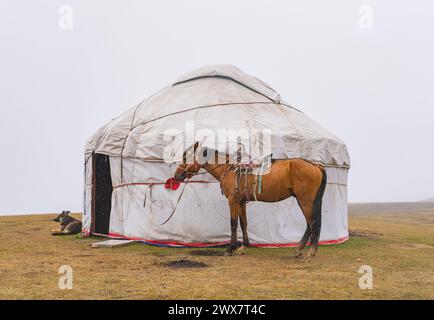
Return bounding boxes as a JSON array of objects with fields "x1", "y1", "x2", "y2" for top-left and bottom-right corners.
[{"x1": 51, "y1": 211, "x2": 82, "y2": 235}]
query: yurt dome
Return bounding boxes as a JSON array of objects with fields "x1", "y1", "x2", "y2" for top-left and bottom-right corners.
[{"x1": 83, "y1": 65, "x2": 350, "y2": 247}]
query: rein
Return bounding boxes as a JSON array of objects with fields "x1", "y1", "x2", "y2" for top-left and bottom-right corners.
[
  {"x1": 161, "y1": 160, "x2": 204, "y2": 225},
  {"x1": 160, "y1": 177, "x2": 190, "y2": 225},
  {"x1": 219, "y1": 165, "x2": 233, "y2": 182},
  {"x1": 163, "y1": 156, "x2": 233, "y2": 225}
]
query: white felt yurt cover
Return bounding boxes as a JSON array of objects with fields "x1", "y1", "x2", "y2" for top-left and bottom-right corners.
[{"x1": 83, "y1": 65, "x2": 350, "y2": 247}]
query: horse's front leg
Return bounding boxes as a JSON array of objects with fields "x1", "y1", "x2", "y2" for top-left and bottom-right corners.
[
  {"x1": 235, "y1": 202, "x2": 248, "y2": 255},
  {"x1": 224, "y1": 200, "x2": 240, "y2": 256}
]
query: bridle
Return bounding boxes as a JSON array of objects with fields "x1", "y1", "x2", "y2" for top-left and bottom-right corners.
[{"x1": 177, "y1": 162, "x2": 201, "y2": 178}]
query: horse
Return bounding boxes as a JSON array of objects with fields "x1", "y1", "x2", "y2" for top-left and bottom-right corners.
[{"x1": 174, "y1": 143, "x2": 327, "y2": 259}]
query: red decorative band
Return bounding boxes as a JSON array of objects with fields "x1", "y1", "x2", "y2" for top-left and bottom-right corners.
[{"x1": 81, "y1": 228, "x2": 348, "y2": 248}]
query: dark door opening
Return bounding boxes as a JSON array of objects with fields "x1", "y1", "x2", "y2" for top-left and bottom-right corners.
[{"x1": 91, "y1": 153, "x2": 113, "y2": 235}]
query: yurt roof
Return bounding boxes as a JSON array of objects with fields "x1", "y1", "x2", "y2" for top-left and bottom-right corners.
[{"x1": 86, "y1": 65, "x2": 350, "y2": 167}]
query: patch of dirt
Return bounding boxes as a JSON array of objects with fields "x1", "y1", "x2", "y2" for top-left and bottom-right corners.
[
  {"x1": 163, "y1": 259, "x2": 208, "y2": 269},
  {"x1": 349, "y1": 229, "x2": 383, "y2": 240},
  {"x1": 189, "y1": 249, "x2": 222, "y2": 257}
]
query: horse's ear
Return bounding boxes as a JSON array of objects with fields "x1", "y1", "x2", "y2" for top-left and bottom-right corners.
[{"x1": 194, "y1": 141, "x2": 199, "y2": 151}]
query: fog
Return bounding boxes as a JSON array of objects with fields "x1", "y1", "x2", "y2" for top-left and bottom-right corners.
[{"x1": 1, "y1": 0, "x2": 433, "y2": 214}]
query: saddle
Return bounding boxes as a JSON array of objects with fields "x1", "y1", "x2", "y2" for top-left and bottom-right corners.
[{"x1": 233, "y1": 154, "x2": 273, "y2": 202}]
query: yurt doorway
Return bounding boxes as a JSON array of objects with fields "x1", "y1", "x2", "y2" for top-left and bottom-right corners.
[{"x1": 91, "y1": 153, "x2": 113, "y2": 235}]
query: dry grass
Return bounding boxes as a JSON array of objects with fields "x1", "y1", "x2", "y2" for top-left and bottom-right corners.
[{"x1": 0, "y1": 203, "x2": 433, "y2": 300}]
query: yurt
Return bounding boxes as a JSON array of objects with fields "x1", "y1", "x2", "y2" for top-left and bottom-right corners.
[{"x1": 82, "y1": 65, "x2": 350, "y2": 247}]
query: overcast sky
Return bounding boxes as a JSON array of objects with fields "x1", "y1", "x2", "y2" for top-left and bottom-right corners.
[{"x1": 0, "y1": 0, "x2": 433, "y2": 214}]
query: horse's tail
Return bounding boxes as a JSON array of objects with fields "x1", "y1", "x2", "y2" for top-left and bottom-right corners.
[{"x1": 312, "y1": 167, "x2": 327, "y2": 239}]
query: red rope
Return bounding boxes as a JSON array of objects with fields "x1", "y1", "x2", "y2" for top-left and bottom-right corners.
[{"x1": 112, "y1": 180, "x2": 212, "y2": 189}]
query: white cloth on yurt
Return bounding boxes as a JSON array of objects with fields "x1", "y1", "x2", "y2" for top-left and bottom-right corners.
[{"x1": 85, "y1": 65, "x2": 350, "y2": 168}]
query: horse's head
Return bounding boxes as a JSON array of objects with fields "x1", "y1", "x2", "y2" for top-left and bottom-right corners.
[{"x1": 174, "y1": 142, "x2": 202, "y2": 181}]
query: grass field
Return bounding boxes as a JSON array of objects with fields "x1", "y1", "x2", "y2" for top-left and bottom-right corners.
[{"x1": 0, "y1": 203, "x2": 433, "y2": 299}]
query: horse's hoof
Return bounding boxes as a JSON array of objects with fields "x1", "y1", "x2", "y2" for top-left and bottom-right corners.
[
  {"x1": 307, "y1": 249, "x2": 316, "y2": 259},
  {"x1": 305, "y1": 252, "x2": 315, "y2": 262},
  {"x1": 294, "y1": 250, "x2": 303, "y2": 259},
  {"x1": 223, "y1": 250, "x2": 233, "y2": 257},
  {"x1": 234, "y1": 246, "x2": 247, "y2": 255}
]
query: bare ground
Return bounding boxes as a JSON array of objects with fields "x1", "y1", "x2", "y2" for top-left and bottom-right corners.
[{"x1": 0, "y1": 203, "x2": 433, "y2": 299}]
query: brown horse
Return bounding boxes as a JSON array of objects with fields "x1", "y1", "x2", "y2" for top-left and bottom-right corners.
[{"x1": 174, "y1": 145, "x2": 327, "y2": 259}]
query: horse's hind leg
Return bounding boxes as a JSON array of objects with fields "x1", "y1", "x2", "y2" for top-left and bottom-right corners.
[
  {"x1": 235, "y1": 202, "x2": 248, "y2": 255},
  {"x1": 295, "y1": 225, "x2": 311, "y2": 258},
  {"x1": 224, "y1": 200, "x2": 241, "y2": 256},
  {"x1": 294, "y1": 195, "x2": 321, "y2": 260},
  {"x1": 293, "y1": 196, "x2": 314, "y2": 258}
]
